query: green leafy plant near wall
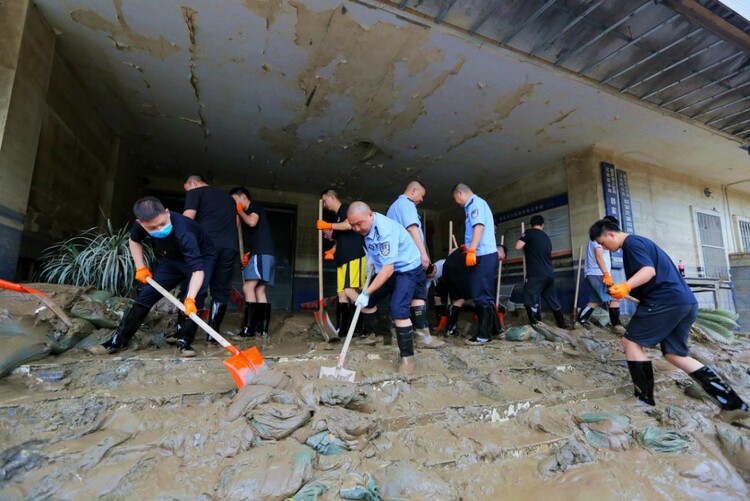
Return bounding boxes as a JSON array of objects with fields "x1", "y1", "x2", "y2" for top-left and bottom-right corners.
[{"x1": 38, "y1": 221, "x2": 155, "y2": 297}]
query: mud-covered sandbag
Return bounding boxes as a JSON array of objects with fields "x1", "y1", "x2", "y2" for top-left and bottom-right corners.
[
  {"x1": 505, "y1": 325, "x2": 538, "y2": 341},
  {"x1": 306, "y1": 431, "x2": 348, "y2": 455},
  {"x1": 377, "y1": 462, "x2": 458, "y2": 500},
  {"x1": 296, "y1": 379, "x2": 368, "y2": 410},
  {"x1": 637, "y1": 426, "x2": 689, "y2": 453},
  {"x1": 83, "y1": 290, "x2": 113, "y2": 303},
  {"x1": 70, "y1": 297, "x2": 119, "y2": 328},
  {"x1": 645, "y1": 406, "x2": 704, "y2": 432},
  {"x1": 308, "y1": 406, "x2": 381, "y2": 451},
  {"x1": 49, "y1": 318, "x2": 94, "y2": 353},
  {"x1": 104, "y1": 296, "x2": 132, "y2": 316},
  {"x1": 74, "y1": 329, "x2": 114, "y2": 350},
  {"x1": 227, "y1": 385, "x2": 275, "y2": 422},
  {"x1": 216, "y1": 441, "x2": 314, "y2": 500},
  {"x1": 339, "y1": 472, "x2": 384, "y2": 501},
  {"x1": 537, "y1": 439, "x2": 596, "y2": 477},
  {"x1": 716, "y1": 423, "x2": 750, "y2": 481},
  {"x1": 291, "y1": 481, "x2": 328, "y2": 501},
  {"x1": 248, "y1": 403, "x2": 312, "y2": 440},
  {"x1": 576, "y1": 413, "x2": 630, "y2": 451},
  {"x1": 0, "y1": 336, "x2": 52, "y2": 378},
  {"x1": 590, "y1": 308, "x2": 611, "y2": 327}
]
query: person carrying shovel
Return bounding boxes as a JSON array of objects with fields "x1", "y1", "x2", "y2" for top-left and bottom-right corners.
[
  {"x1": 89, "y1": 197, "x2": 216, "y2": 358},
  {"x1": 590, "y1": 217, "x2": 748, "y2": 413},
  {"x1": 347, "y1": 202, "x2": 423, "y2": 374}
]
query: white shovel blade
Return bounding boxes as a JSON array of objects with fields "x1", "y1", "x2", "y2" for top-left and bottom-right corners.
[{"x1": 318, "y1": 365, "x2": 356, "y2": 382}]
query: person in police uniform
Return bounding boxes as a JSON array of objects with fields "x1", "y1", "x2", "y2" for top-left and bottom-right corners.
[
  {"x1": 347, "y1": 201, "x2": 423, "y2": 374},
  {"x1": 452, "y1": 183, "x2": 498, "y2": 345}
]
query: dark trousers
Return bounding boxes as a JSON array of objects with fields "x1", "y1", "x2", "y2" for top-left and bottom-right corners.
[
  {"x1": 136, "y1": 256, "x2": 215, "y2": 309},
  {"x1": 210, "y1": 247, "x2": 238, "y2": 303},
  {"x1": 469, "y1": 253, "x2": 498, "y2": 307},
  {"x1": 523, "y1": 275, "x2": 561, "y2": 310},
  {"x1": 368, "y1": 266, "x2": 424, "y2": 320}
]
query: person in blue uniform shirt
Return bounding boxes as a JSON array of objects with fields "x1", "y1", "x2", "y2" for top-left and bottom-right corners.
[
  {"x1": 347, "y1": 201, "x2": 423, "y2": 374},
  {"x1": 89, "y1": 197, "x2": 216, "y2": 357},
  {"x1": 591, "y1": 217, "x2": 747, "y2": 413},
  {"x1": 387, "y1": 181, "x2": 444, "y2": 348},
  {"x1": 182, "y1": 174, "x2": 239, "y2": 343},
  {"x1": 452, "y1": 183, "x2": 498, "y2": 345}
]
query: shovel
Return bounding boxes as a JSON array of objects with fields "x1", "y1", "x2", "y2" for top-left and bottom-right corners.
[
  {"x1": 0, "y1": 279, "x2": 73, "y2": 328},
  {"x1": 319, "y1": 265, "x2": 374, "y2": 382},
  {"x1": 315, "y1": 199, "x2": 339, "y2": 342},
  {"x1": 146, "y1": 277, "x2": 266, "y2": 388}
]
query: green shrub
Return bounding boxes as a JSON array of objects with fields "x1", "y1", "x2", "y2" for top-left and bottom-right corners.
[{"x1": 38, "y1": 222, "x2": 154, "y2": 297}]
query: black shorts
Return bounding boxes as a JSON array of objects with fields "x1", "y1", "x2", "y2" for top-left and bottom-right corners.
[{"x1": 625, "y1": 303, "x2": 698, "y2": 356}]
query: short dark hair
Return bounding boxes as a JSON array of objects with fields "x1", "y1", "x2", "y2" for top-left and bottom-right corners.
[
  {"x1": 603, "y1": 214, "x2": 619, "y2": 226},
  {"x1": 589, "y1": 218, "x2": 622, "y2": 241},
  {"x1": 183, "y1": 174, "x2": 206, "y2": 184},
  {"x1": 452, "y1": 182, "x2": 471, "y2": 195},
  {"x1": 320, "y1": 188, "x2": 338, "y2": 198},
  {"x1": 530, "y1": 215, "x2": 544, "y2": 226},
  {"x1": 133, "y1": 196, "x2": 166, "y2": 221},
  {"x1": 229, "y1": 186, "x2": 251, "y2": 199}
]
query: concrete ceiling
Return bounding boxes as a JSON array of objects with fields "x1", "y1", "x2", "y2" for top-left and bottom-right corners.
[{"x1": 34, "y1": 0, "x2": 750, "y2": 206}]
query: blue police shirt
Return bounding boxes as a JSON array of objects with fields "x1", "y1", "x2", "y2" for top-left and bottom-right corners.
[
  {"x1": 364, "y1": 213, "x2": 421, "y2": 273},
  {"x1": 387, "y1": 194, "x2": 423, "y2": 243},
  {"x1": 463, "y1": 194, "x2": 497, "y2": 256}
]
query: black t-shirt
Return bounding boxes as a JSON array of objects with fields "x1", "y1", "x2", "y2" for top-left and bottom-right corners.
[
  {"x1": 130, "y1": 212, "x2": 216, "y2": 271},
  {"x1": 183, "y1": 186, "x2": 238, "y2": 251},
  {"x1": 242, "y1": 202, "x2": 274, "y2": 256},
  {"x1": 520, "y1": 228, "x2": 554, "y2": 278},
  {"x1": 622, "y1": 235, "x2": 696, "y2": 306},
  {"x1": 333, "y1": 203, "x2": 365, "y2": 266}
]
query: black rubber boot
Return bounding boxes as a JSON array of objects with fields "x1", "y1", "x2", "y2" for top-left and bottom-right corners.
[
  {"x1": 526, "y1": 305, "x2": 542, "y2": 325},
  {"x1": 577, "y1": 305, "x2": 594, "y2": 324},
  {"x1": 491, "y1": 307, "x2": 504, "y2": 336},
  {"x1": 360, "y1": 311, "x2": 379, "y2": 337},
  {"x1": 689, "y1": 366, "x2": 749, "y2": 411},
  {"x1": 627, "y1": 361, "x2": 655, "y2": 406},
  {"x1": 91, "y1": 302, "x2": 150, "y2": 354},
  {"x1": 410, "y1": 305, "x2": 429, "y2": 330},
  {"x1": 395, "y1": 325, "x2": 415, "y2": 358},
  {"x1": 338, "y1": 303, "x2": 354, "y2": 338},
  {"x1": 257, "y1": 303, "x2": 271, "y2": 337},
  {"x1": 207, "y1": 302, "x2": 226, "y2": 344},
  {"x1": 239, "y1": 302, "x2": 257, "y2": 337},
  {"x1": 466, "y1": 305, "x2": 493, "y2": 345},
  {"x1": 608, "y1": 306, "x2": 621, "y2": 326},
  {"x1": 552, "y1": 309, "x2": 567, "y2": 329},
  {"x1": 435, "y1": 304, "x2": 446, "y2": 326},
  {"x1": 446, "y1": 304, "x2": 460, "y2": 337},
  {"x1": 177, "y1": 320, "x2": 197, "y2": 357}
]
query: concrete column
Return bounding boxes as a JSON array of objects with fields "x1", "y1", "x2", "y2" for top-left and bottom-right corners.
[
  {"x1": 0, "y1": 1, "x2": 56, "y2": 279},
  {"x1": 729, "y1": 253, "x2": 750, "y2": 330}
]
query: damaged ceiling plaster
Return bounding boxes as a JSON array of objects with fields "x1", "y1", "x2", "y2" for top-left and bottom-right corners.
[{"x1": 35, "y1": 0, "x2": 750, "y2": 204}]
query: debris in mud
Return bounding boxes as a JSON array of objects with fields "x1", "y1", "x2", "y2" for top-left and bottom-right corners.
[
  {"x1": 716, "y1": 423, "x2": 750, "y2": 481},
  {"x1": 637, "y1": 426, "x2": 690, "y2": 453},
  {"x1": 575, "y1": 412, "x2": 631, "y2": 451},
  {"x1": 537, "y1": 439, "x2": 596, "y2": 477}
]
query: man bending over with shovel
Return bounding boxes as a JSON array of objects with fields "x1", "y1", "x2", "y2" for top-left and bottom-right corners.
[
  {"x1": 347, "y1": 202, "x2": 423, "y2": 374},
  {"x1": 89, "y1": 197, "x2": 216, "y2": 358}
]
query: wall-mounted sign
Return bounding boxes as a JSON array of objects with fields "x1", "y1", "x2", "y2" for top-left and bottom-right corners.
[{"x1": 495, "y1": 194, "x2": 571, "y2": 261}]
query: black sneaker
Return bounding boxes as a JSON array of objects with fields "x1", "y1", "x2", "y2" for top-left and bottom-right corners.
[{"x1": 465, "y1": 336, "x2": 490, "y2": 346}]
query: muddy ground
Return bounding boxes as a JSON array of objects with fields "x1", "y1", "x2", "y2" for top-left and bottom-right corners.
[{"x1": 1, "y1": 285, "x2": 749, "y2": 500}]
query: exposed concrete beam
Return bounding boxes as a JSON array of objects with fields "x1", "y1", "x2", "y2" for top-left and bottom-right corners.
[{"x1": 661, "y1": 0, "x2": 750, "y2": 54}]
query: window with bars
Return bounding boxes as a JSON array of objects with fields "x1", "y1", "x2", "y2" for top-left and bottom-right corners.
[
  {"x1": 695, "y1": 210, "x2": 729, "y2": 279},
  {"x1": 737, "y1": 217, "x2": 750, "y2": 252}
]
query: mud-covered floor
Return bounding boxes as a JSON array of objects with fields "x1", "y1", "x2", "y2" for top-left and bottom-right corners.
[{"x1": 1, "y1": 286, "x2": 749, "y2": 500}]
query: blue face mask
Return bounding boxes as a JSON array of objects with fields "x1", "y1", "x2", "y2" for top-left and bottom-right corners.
[{"x1": 148, "y1": 222, "x2": 173, "y2": 239}]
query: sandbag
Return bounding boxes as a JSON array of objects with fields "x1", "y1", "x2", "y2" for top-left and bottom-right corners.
[
  {"x1": 504, "y1": 325, "x2": 538, "y2": 342},
  {"x1": 290, "y1": 481, "x2": 328, "y2": 501},
  {"x1": 70, "y1": 298, "x2": 119, "y2": 328},
  {"x1": 637, "y1": 426, "x2": 689, "y2": 453},
  {"x1": 716, "y1": 423, "x2": 750, "y2": 481},
  {"x1": 306, "y1": 431, "x2": 348, "y2": 455},
  {"x1": 75, "y1": 329, "x2": 114, "y2": 350},
  {"x1": 0, "y1": 336, "x2": 52, "y2": 378},
  {"x1": 589, "y1": 308, "x2": 611, "y2": 327},
  {"x1": 339, "y1": 472, "x2": 383, "y2": 501},
  {"x1": 576, "y1": 413, "x2": 630, "y2": 451},
  {"x1": 537, "y1": 439, "x2": 596, "y2": 477},
  {"x1": 248, "y1": 403, "x2": 312, "y2": 440},
  {"x1": 377, "y1": 462, "x2": 458, "y2": 500}
]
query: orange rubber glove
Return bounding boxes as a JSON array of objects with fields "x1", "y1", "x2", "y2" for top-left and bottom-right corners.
[
  {"x1": 184, "y1": 297, "x2": 197, "y2": 317},
  {"x1": 316, "y1": 219, "x2": 333, "y2": 230},
  {"x1": 324, "y1": 248, "x2": 335, "y2": 260},
  {"x1": 235, "y1": 202, "x2": 245, "y2": 214},
  {"x1": 602, "y1": 272, "x2": 613, "y2": 286},
  {"x1": 608, "y1": 282, "x2": 631, "y2": 299},
  {"x1": 241, "y1": 252, "x2": 250, "y2": 268},
  {"x1": 135, "y1": 266, "x2": 152, "y2": 284},
  {"x1": 465, "y1": 248, "x2": 477, "y2": 267}
]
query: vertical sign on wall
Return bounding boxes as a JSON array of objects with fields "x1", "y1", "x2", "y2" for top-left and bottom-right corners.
[
  {"x1": 600, "y1": 162, "x2": 626, "y2": 268},
  {"x1": 616, "y1": 169, "x2": 635, "y2": 234}
]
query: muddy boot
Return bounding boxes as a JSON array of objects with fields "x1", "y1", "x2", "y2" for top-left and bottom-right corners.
[
  {"x1": 411, "y1": 305, "x2": 445, "y2": 348},
  {"x1": 355, "y1": 311, "x2": 379, "y2": 345},
  {"x1": 577, "y1": 305, "x2": 594, "y2": 325},
  {"x1": 89, "y1": 303, "x2": 150, "y2": 355},
  {"x1": 177, "y1": 321, "x2": 197, "y2": 358},
  {"x1": 689, "y1": 366, "x2": 749, "y2": 411},
  {"x1": 466, "y1": 305, "x2": 493, "y2": 345},
  {"x1": 491, "y1": 307, "x2": 505, "y2": 337},
  {"x1": 238, "y1": 303, "x2": 257, "y2": 337},
  {"x1": 609, "y1": 307, "x2": 626, "y2": 335},
  {"x1": 256, "y1": 303, "x2": 271, "y2": 338},
  {"x1": 552, "y1": 309, "x2": 568, "y2": 329},
  {"x1": 446, "y1": 304, "x2": 460, "y2": 337},
  {"x1": 396, "y1": 325, "x2": 416, "y2": 374},
  {"x1": 206, "y1": 302, "x2": 226, "y2": 344},
  {"x1": 526, "y1": 305, "x2": 542, "y2": 326},
  {"x1": 338, "y1": 303, "x2": 355, "y2": 338},
  {"x1": 627, "y1": 361, "x2": 655, "y2": 406}
]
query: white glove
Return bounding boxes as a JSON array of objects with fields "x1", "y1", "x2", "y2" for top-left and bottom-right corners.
[{"x1": 355, "y1": 293, "x2": 370, "y2": 308}]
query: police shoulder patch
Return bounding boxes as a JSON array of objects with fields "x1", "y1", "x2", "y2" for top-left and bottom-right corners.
[
  {"x1": 379, "y1": 242, "x2": 390, "y2": 256},
  {"x1": 471, "y1": 209, "x2": 479, "y2": 219}
]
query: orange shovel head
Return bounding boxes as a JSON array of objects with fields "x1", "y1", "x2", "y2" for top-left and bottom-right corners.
[{"x1": 223, "y1": 346, "x2": 267, "y2": 388}]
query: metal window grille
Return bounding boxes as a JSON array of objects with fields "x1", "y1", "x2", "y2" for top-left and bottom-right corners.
[
  {"x1": 738, "y1": 218, "x2": 750, "y2": 252},
  {"x1": 695, "y1": 211, "x2": 728, "y2": 279}
]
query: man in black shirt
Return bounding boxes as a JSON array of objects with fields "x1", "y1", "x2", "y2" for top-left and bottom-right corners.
[
  {"x1": 317, "y1": 189, "x2": 367, "y2": 338},
  {"x1": 89, "y1": 197, "x2": 216, "y2": 357},
  {"x1": 230, "y1": 187, "x2": 275, "y2": 338},
  {"x1": 183, "y1": 175, "x2": 239, "y2": 341},
  {"x1": 515, "y1": 215, "x2": 566, "y2": 328}
]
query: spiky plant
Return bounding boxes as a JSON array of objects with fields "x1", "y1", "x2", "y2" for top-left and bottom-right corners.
[{"x1": 38, "y1": 221, "x2": 155, "y2": 297}]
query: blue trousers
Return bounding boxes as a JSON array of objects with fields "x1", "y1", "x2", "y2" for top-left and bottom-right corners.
[
  {"x1": 469, "y1": 253, "x2": 498, "y2": 307},
  {"x1": 135, "y1": 256, "x2": 214, "y2": 309}
]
